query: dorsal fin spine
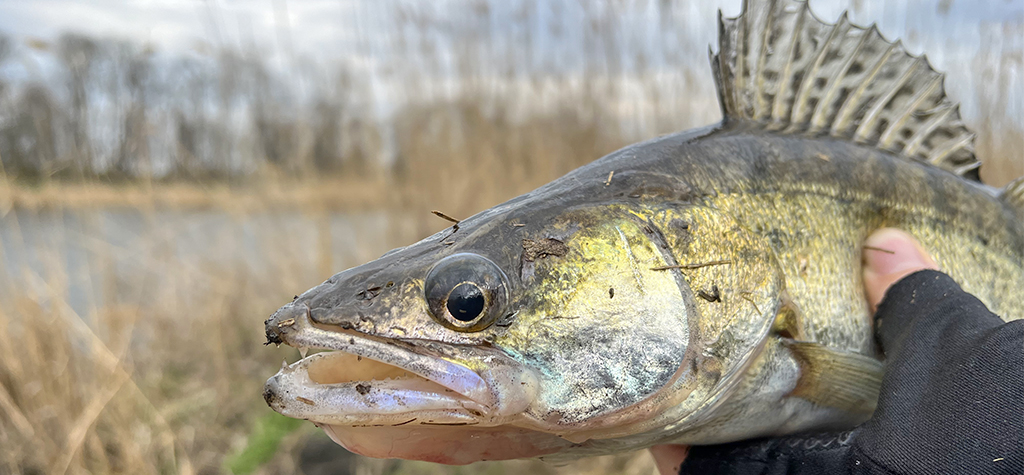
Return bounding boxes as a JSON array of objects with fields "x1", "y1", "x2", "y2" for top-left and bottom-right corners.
[
  {"x1": 752, "y1": 0, "x2": 775, "y2": 120},
  {"x1": 810, "y1": 18, "x2": 871, "y2": 132},
  {"x1": 712, "y1": 0, "x2": 982, "y2": 181},
  {"x1": 769, "y1": 1, "x2": 807, "y2": 123},
  {"x1": 929, "y1": 131, "x2": 975, "y2": 166},
  {"x1": 903, "y1": 105, "x2": 955, "y2": 156},
  {"x1": 878, "y1": 73, "x2": 943, "y2": 148},
  {"x1": 830, "y1": 31, "x2": 893, "y2": 136},
  {"x1": 953, "y1": 161, "x2": 981, "y2": 177},
  {"x1": 734, "y1": 9, "x2": 749, "y2": 117},
  {"x1": 791, "y1": 13, "x2": 846, "y2": 125},
  {"x1": 999, "y1": 177, "x2": 1024, "y2": 221},
  {"x1": 715, "y1": 11, "x2": 738, "y2": 118},
  {"x1": 853, "y1": 51, "x2": 919, "y2": 142}
]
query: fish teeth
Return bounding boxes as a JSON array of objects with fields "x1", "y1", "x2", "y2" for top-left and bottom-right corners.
[{"x1": 298, "y1": 347, "x2": 309, "y2": 359}]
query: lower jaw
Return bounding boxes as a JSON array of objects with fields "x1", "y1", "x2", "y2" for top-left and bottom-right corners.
[{"x1": 319, "y1": 423, "x2": 576, "y2": 464}]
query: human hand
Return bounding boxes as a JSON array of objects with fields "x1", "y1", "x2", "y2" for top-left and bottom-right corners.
[
  {"x1": 650, "y1": 228, "x2": 1022, "y2": 474},
  {"x1": 859, "y1": 228, "x2": 938, "y2": 312}
]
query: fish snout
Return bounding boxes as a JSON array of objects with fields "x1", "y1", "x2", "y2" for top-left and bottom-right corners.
[
  {"x1": 262, "y1": 373, "x2": 283, "y2": 410},
  {"x1": 262, "y1": 364, "x2": 302, "y2": 414},
  {"x1": 264, "y1": 303, "x2": 309, "y2": 346}
]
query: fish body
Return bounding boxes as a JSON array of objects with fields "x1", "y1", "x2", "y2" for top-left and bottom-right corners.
[{"x1": 263, "y1": 0, "x2": 1024, "y2": 464}]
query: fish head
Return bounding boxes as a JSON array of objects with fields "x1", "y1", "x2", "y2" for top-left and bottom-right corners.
[{"x1": 263, "y1": 190, "x2": 782, "y2": 463}]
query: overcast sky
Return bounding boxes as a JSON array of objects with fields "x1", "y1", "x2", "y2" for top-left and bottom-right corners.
[
  {"x1": 0, "y1": 0, "x2": 1019, "y2": 60},
  {"x1": 0, "y1": 0, "x2": 1019, "y2": 122}
]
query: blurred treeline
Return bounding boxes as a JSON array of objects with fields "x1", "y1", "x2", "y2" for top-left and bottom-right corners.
[
  {"x1": 0, "y1": 0, "x2": 1019, "y2": 190},
  {"x1": 0, "y1": 0, "x2": 722, "y2": 186},
  {"x1": 0, "y1": 32, "x2": 384, "y2": 181}
]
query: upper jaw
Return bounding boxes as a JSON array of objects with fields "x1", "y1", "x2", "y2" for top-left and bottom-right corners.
[{"x1": 263, "y1": 303, "x2": 538, "y2": 426}]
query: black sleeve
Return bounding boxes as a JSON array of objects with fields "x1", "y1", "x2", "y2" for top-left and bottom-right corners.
[{"x1": 679, "y1": 270, "x2": 1024, "y2": 475}]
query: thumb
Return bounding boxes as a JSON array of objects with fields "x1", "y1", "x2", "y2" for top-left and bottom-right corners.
[{"x1": 862, "y1": 228, "x2": 939, "y2": 312}]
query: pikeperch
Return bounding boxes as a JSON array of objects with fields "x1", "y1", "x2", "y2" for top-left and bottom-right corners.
[{"x1": 263, "y1": 0, "x2": 1024, "y2": 464}]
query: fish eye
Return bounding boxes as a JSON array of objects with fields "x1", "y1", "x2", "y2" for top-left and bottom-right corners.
[
  {"x1": 447, "y1": 282, "x2": 485, "y2": 321},
  {"x1": 425, "y1": 253, "x2": 508, "y2": 332}
]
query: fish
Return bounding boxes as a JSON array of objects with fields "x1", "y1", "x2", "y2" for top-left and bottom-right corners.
[{"x1": 262, "y1": 0, "x2": 1024, "y2": 465}]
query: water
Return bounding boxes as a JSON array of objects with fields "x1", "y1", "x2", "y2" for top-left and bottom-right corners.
[{"x1": 0, "y1": 207, "x2": 407, "y2": 318}]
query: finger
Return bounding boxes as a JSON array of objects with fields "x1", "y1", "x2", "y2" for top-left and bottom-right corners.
[
  {"x1": 649, "y1": 444, "x2": 689, "y2": 475},
  {"x1": 862, "y1": 228, "x2": 938, "y2": 312}
]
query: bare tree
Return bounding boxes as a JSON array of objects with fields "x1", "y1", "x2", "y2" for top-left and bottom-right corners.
[
  {"x1": 115, "y1": 43, "x2": 154, "y2": 177},
  {"x1": 0, "y1": 86, "x2": 60, "y2": 178},
  {"x1": 57, "y1": 33, "x2": 98, "y2": 178},
  {"x1": 0, "y1": 34, "x2": 12, "y2": 98}
]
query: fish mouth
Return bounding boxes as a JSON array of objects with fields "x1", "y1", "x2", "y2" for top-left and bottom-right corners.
[{"x1": 263, "y1": 304, "x2": 534, "y2": 427}]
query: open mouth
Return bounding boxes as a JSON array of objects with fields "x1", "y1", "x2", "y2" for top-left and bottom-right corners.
[
  {"x1": 261, "y1": 303, "x2": 568, "y2": 464},
  {"x1": 262, "y1": 304, "x2": 502, "y2": 426}
]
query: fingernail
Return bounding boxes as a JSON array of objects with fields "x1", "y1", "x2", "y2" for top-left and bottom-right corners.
[{"x1": 863, "y1": 228, "x2": 934, "y2": 276}]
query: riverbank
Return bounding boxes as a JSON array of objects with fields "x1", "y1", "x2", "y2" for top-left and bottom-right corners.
[{"x1": 0, "y1": 176, "x2": 397, "y2": 212}]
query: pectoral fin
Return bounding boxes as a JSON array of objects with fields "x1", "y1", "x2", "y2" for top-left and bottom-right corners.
[{"x1": 782, "y1": 340, "x2": 883, "y2": 415}]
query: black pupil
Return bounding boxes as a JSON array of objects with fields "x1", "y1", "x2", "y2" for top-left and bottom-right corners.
[{"x1": 447, "y1": 283, "x2": 485, "y2": 322}]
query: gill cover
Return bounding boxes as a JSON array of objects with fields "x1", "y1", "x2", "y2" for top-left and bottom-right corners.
[{"x1": 496, "y1": 203, "x2": 783, "y2": 443}]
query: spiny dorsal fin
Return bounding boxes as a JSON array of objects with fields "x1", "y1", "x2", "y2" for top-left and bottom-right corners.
[
  {"x1": 1000, "y1": 176, "x2": 1024, "y2": 221},
  {"x1": 711, "y1": 0, "x2": 981, "y2": 181}
]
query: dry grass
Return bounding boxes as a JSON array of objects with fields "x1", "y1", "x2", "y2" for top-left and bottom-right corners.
[
  {"x1": 0, "y1": 176, "x2": 392, "y2": 213},
  {"x1": 0, "y1": 205, "x2": 311, "y2": 474}
]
